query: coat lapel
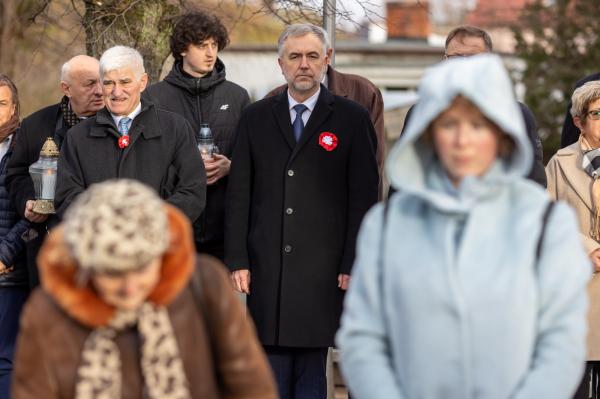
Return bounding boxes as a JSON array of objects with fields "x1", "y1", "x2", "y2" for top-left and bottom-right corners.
[
  {"x1": 557, "y1": 146, "x2": 594, "y2": 212},
  {"x1": 290, "y1": 87, "x2": 334, "y2": 162},
  {"x1": 272, "y1": 90, "x2": 296, "y2": 150}
]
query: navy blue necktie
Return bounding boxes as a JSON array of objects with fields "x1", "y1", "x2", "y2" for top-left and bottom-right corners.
[{"x1": 292, "y1": 104, "x2": 308, "y2": 142}]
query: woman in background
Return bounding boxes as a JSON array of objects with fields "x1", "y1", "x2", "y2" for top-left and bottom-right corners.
[
  {"x1": 0, "y1": 74, "x2": 30, "y2": 398},
  {"x1": 546, "y1": 80, "x2": 600, "y2": 398}
]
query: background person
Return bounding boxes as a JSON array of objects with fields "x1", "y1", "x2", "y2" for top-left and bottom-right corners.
[
  {"x1": 12, "y1": 179, "x2": 277, "y2": 399},
  {"x1": 145, "y1": 11, "x2": 250, "y2": 260},
  {"x1": 546, "y1": 80, "x2": 600, "y2": 398},
  {"x1": 0, "y1": 74, "x2": 30, "y2": 398},
  {"x1": 337, "y1": 54, "x2": 590, "y2": 399},
  {"x1": 5, "y1": 55, "x2": 103, "y2": 288},
  {"x1": 225, "y1": 23, "x2": 378, "y2": 398}
]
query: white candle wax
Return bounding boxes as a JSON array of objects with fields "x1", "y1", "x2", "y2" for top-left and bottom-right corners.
[{"x1": 41, "y1": 173, "x2": 57, "y2": 199}]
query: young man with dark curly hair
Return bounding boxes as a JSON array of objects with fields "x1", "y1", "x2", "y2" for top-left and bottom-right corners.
[{"x1": 146, "y1": 11, "x2": 250, "y2": 261}]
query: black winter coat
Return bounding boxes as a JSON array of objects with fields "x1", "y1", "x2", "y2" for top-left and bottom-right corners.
[
  {"x1": 0, "y1": 142, "x2": 30, "y2": 288},
  {"x1": 55, "y1": 101, "x2": 206, "y2": 222},
  {"x1": 6, "y1": 102, "x2": 67, "y2": 288},
  {"x1": 225, "y1": 87, "x2": 379, "y2": 348},
  {"x1": 145, "y1": 60, "x2": 250, "y2": 259}
]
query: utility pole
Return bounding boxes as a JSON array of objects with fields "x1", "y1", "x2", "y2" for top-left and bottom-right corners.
[{"x1": 323, "y1": 0, "x2": 336, "y2": 66}]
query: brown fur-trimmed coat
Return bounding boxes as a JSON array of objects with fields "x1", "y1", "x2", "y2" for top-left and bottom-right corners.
[{"x1": 11, "y1": 205, "x2": 277, "y2": 399}]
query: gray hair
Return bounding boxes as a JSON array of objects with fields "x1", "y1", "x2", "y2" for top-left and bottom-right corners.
[
  {"x1": 445, "y1": 25, "x2": 493, "y2": 52},
  {"x1": 571, "y1": 81, "x2": 600, "y2": 118},
  {"x1": 277, "y1": 24, "x2": 330, "y2": 57},
  {"x1": 99, "y1": 46, "x2": 145, "y2": 79}
]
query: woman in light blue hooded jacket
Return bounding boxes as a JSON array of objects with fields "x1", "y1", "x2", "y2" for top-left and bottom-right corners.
[{"x1": 336, "y1": 54, "x2": 591, "y2": 399}]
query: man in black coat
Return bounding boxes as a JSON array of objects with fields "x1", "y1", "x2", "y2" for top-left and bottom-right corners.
[
  {"x1": 6, "y1": 55, "x2": 104, "y2": 287},
  {"x1": 145, "y1": 11, "x2": 249, "y2": 260},
  {"x1": 225, "y1": 24, "x2": 379, "y2": 398},
  {"x1": 561, "y1": 72, "x2": 600, "y2": 148},
  {"x1": 55, "y1": 46, "x2": 205, "y2": 222}
]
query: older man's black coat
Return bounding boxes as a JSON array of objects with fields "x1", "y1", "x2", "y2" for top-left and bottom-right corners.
[
  {"x1": 55, "y1": 101, "x2": 206, "y2": 221},
  {"x1": 6, "y1": 102, "x2": 68, "y2": 288},
  {"x1": 225, "y1": 86, "x2": 379, "y2": 348}
]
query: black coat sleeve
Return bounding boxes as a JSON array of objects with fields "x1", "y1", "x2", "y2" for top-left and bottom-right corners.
[
  {"x1": 54, "y1": 128, "x2": 86, "y2": 217},
  {"x1": 519, "y1": 103, "x2": 547, "y2": 187},
  {"x1": 340, "y1": 112, "x2": 379, "y2": 275},
  {"x1": 224, "y1": 111, "x2": 253, "y2": 271},
  {"x1": 165, "y1": 119, "x2": 206, "y2": 223},
  {"x1": 6, "y1": 124, "x2": 37, "y2": 218}
]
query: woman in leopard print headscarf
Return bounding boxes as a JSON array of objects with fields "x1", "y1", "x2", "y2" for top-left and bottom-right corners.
[{"x1": 11, "y1": 179, "x2": 277, "y2": 399}]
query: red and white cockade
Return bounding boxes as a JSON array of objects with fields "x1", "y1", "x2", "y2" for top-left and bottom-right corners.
[
  {"x1": 118, "y1": 135, "x2": 130, "y2": 149},
  {"x1": 318, "y1": 132, "x2": 338, "y2": 151}
]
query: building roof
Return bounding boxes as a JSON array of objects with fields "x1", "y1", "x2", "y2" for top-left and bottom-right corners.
[{"x1": 466, "y1": 0, "x2": 533, "y2": 27}]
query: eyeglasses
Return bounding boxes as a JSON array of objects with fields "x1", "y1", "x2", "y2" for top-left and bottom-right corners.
[{"x1": 588, "y1": 109, "x2": 600, "y2": 120}]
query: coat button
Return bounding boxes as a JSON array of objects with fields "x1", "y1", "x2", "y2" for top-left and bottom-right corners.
[
  {"x1": 284, "y1": 245, "x2": 292, "y2": 253},
  {"x1": 286, "y1": 208, "x2": 293, "y2": 215},
  {"x1": 287, "y1": 169, "x2": 294, "y2": 177}
]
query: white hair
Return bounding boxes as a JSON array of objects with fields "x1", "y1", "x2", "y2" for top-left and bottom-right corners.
[
  {"x1": 61, "y1": 61, "x2": 71, "y2": 83},
  {"x1": 99, "y1": 46, "x2": 145, "y2": 79}
]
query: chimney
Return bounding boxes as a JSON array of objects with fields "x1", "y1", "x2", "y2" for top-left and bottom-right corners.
[{"x1": 386, "y1": 0, "x2": 430, "y2": 41}]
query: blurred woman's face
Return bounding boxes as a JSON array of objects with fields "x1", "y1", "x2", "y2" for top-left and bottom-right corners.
[
  {"x1": 91, "y1": 257, "x2": 162, "y2": 311},
  {"x1": 0, "y1": 86, "x2": 16, "y2": 127},
  {"x1": 575, "y1": 97, "x2": 600, "y2": 147},
  {"x1": 432, "y1": 97, "x2": 500, "y2": 186}
]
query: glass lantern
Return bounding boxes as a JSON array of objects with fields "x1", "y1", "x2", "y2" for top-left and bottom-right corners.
[
  {"x1": 196, "y1": 123, "x2": 216, "y2": 160},
  {"x1": 28, "y1": 137, "x2": 59, "y2": 214}
]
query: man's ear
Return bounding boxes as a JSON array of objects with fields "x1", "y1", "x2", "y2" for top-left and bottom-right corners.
[
  {"x1": 574, "y1": 116, "x2": 585, "y2": 132},
  {"x1": 326, "y1": 47, "x2": 333, "y2": 65},
  {"x1": 278, "y1": 58, "x2": 283, "y2": 74},
  {"x1": 139, "y1": 73, "x2": 149, "y2": 92},
  {"x1": 60, "y1": 81, "x2": 71, "y2": 97}
]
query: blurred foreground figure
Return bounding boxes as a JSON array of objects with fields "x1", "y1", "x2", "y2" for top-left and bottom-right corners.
[
  {"x1": 0, "y1": 74, "x2": 29, "y2": 398},
  {"x1": 547, "y1": 80, "x2": 600, "y2": 398},
  {"x1": 337, "y1": 55, "x2": 591, "y2": 399},
  {"x1": 12, "y1": 179, "x2": 277, "y2": 399}
]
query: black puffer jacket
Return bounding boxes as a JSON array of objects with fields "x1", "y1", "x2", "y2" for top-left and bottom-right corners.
[
  {"x1": 0, "y1": 140, "x2": 30, "y2": 288},
  {"x1": 145, "y1": 59, "x2": 250, "y2": 260}
]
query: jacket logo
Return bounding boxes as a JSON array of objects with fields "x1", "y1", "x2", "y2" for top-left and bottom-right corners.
[
  {"x1": 318, "y1": 132, "x2": 338, "y2": 151},
  {"x1": 219, "y1": 104, "x2": 229, "y2": 111}
]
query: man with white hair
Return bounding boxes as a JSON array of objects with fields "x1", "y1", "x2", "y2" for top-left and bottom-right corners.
[
  {"x1": 6, "y1": 54, "x2": 104, "y2": 288},
  {"x1": 55, "y1": 46, "x2": 206, "y2": 223}
]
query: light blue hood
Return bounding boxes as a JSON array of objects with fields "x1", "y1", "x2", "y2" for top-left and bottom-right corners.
[{"x1": 386, "y1": 54, "x2": 533, "y2": 212}]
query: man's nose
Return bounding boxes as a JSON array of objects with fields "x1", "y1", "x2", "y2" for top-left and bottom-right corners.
[
  {"x1": 299, "y1": 55, "x2": 309, "y2": 69},
  {"x1": 93, "y1": 81, "x2": 102, "y2": 96}
]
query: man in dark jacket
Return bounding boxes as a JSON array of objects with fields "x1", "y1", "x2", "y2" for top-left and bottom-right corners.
[
  {"x1": 561, "y1": 72, "x2": 600, "y2": 148},
  {"x1": 55, "y1": 46, "x2": 205, "y2": 222},
  {"x1": 225, "y1": 24, "x2": 379, "y2": 398},
  {"x1": 145, "y1": 11, "x2": 249, "y2": 260},
  {"x1": 6, "y1": 55, "x2": 104, "y2": 287}
]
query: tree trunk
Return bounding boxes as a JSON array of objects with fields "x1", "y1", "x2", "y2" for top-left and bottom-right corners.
[
  {"x1": 0, "y1": 0, "x2": 20, "y2": 78},
  {"x1": 82, "y1": 0, "x2": 180, "y2": 83}
]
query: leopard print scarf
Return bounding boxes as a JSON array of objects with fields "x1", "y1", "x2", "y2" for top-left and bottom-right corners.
[{"x1": 75, "y1": 302, "x2": 191, "y2": 399}]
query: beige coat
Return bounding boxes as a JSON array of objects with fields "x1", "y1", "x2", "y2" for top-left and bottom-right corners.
[{"x1": 546, "y1": 142, "x2": 600, "y2": 359}]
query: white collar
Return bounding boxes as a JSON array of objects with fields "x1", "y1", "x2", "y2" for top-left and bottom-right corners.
[
  {"x1": 287, "y1": 86, "x2": 320, "y2": 112},
  {"x1": 111, "y1": 102, "x2": 142, "y2": 128}
]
